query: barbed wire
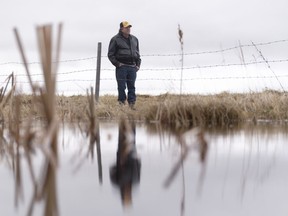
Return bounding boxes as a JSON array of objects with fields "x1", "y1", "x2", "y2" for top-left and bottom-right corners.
[
  {"x1": 1, "y1": 39, "x2": 287, "y2": 66},
  {"x1": 12, "y1": 73, "x2": 288, "y2": 84},
  {"x1": 140, "y1": 39, "x2": 288, "y2": 57},
  {"x1": 1, "y1": 38, "x2": 287, "y2": 92},
  {"x1": 0, "y1": 57, "x2": 97, "y2": 66},
  {"x1": 1, "y1": 58, "x2": 287, "y2": 78},
  {"x1": 0, "y1": 69, "x2": 96, "y2": 77},
  {"x1": 99, "y1": 59, "x2": 288, "y2": 71}
]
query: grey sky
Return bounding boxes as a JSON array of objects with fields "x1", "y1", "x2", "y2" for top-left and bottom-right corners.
[
  {"x1": 1, "y1": 0, "x2": 287, "y2": 57},
  {"x1": 1, "y1": 0, "x2": 288, "y2": 94}
]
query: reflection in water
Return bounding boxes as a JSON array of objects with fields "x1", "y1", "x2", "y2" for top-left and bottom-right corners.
[
  {"x1": 88, "y1": 120, "x2": 102, "y2": 184},
  {"x1": 162, "y1": 127, "x2": 208, "y2": 216},
  {"x1": 4, "y1": 120, "x2": 60, "y2": 216},
  {"x1": 163, "y1": 127, "x2": 208, "y2": 188},
  {"x1": 1, "y1": 121, "x2": 288, "y2": 216},
  {"x1": 25, "y1": 121, "x2": 59, "y2": 216},
  {"x1": 110, "y1": 119, "x2": 141, "y2": 207}
]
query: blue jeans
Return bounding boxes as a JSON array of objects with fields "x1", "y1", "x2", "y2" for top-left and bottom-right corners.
[{"x1": 116, "y1": 66, "x2": 137, "y2": 104}]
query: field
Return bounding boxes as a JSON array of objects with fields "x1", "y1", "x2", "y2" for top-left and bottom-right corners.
[{"x1": 1, "y1": 90, "x2": 287, "y2": 130}]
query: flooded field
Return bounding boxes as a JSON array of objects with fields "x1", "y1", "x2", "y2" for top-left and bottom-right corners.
[{"x1": 1, "y1": 121, "x2": 288, "y2": 216}]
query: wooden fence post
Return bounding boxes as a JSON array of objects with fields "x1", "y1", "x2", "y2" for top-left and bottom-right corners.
[{"x1": 95, "y1": 42, "x2": 102, "y2": 103}]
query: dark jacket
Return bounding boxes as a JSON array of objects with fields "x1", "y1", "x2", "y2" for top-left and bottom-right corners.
[{"x1": 108, "y1": 32, "x2": 141, "y2": 67}]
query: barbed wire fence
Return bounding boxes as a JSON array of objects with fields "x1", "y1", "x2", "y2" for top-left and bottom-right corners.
[{"x1": 0, "y1": 39, "x2": 288, "y2": 95}]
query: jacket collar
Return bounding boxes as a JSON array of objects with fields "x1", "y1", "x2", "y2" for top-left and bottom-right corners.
[{"x1": 118, "y1": 31, "x2": 130, "y2": 39}]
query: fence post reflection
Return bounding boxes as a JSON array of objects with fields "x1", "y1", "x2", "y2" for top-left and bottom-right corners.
[
  {"x1": 110, "y1": 118, "x2": 141, "y2": 207},
  {"x1": 95, "y1": 121, "x2": 103, "y2": 184},
  {"x1": 87, "y1": 87, "x2": 103, "y2": 184}
]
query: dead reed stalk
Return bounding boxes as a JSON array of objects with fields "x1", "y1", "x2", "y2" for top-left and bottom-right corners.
[
  {"x1": 178, "y1": 25, "x2": 184, "y2": 96},
  {"x1": 0, "y1": 73, "x2": 16, "y2": 123},
  {"x1": 14, "y1": 23, "x2": 63, "y2": 216}
]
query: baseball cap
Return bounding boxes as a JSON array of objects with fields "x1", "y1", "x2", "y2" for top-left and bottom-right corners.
[{"x1": 120, "y1": 21, "x2": 132, "y2": 28}]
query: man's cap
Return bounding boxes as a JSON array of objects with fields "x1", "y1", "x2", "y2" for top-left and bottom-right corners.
[{"x1": 120, "y1": 21, "x2": 132, "y2": 28}]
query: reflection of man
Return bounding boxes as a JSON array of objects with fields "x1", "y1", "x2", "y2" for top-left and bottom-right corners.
[{"x1": 110, "y1": 119, "x2": 141, "y2": 206}]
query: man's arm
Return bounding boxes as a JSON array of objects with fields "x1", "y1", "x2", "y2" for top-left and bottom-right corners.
[
  {"x1": 108, "y1": 38, "x2": 120, "y2": 67},
  {"x1": 135, "y1": 39, "x2": 141, "y2": 68}
]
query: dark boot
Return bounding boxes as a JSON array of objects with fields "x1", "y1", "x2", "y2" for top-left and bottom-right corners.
[{"x1": 129, "y1": 103, "x2": 136, "y2": 110}]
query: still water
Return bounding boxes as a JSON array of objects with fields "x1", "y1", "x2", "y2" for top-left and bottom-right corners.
[{"x1": 1, "y1": 121, "x2": 288, "y2": 216}]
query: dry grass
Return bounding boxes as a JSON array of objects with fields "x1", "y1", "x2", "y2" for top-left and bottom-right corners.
[{"x1": 1, "y1": 90, "x2": 288, "y2": 129}]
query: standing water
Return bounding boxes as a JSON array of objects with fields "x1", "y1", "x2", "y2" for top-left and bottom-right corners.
[{"x1": 0, "y1": 121, "x2": 288, "y2": 216}]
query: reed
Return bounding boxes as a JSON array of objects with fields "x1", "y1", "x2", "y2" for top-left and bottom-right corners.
[
  {"x1": 178, "y1": 24, "x2": 184, "y2": 96},
  {"x1": 0, "y1": 73, "x2": 15, "y2": 123},
  {"x1": 14, "y1": 23, "x2": 62, "y2": 216}
]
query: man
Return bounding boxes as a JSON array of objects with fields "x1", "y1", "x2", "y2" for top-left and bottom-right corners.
[{"x1": 108, "y1": 21, "x2": 141, "y2": 109}]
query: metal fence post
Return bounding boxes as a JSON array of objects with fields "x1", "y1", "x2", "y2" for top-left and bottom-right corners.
[{"x1": 95, "y1": 42, "x2": 102, "y2": 103}]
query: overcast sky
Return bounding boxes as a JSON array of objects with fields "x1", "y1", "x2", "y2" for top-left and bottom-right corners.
[
  {"x1": 1, "y1": 0, "x2": 287, "y2": 56},
  {"x1": 1, "y1": 0, "x2": 288, "y2": 94}
]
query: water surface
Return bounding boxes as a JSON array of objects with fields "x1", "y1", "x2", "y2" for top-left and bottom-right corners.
[{"x1": 1, "y1": 121, "x2": 288, "y2": 216}]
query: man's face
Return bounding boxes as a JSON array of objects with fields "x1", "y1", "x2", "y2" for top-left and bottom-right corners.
[{"x1": 121, "y1": 26, "x2": 131, "y2": 35}]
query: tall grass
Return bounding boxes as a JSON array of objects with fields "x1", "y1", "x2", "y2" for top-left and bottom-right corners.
[{"x1": 2, "y1": 90, "x2": 287, "y2": 130}]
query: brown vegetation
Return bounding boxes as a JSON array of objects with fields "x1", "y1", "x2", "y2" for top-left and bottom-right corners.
[
  {"x1": 1, "y1": 90, "x2": 287, "y2": 130},
  {"x1": 12, "y1": 24, "x2": 62, "y2": 216}
]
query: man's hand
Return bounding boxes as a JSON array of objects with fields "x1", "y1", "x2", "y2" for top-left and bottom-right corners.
[{"x1": 136, "y1": 66, "x2": 140, "y2": 71}]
